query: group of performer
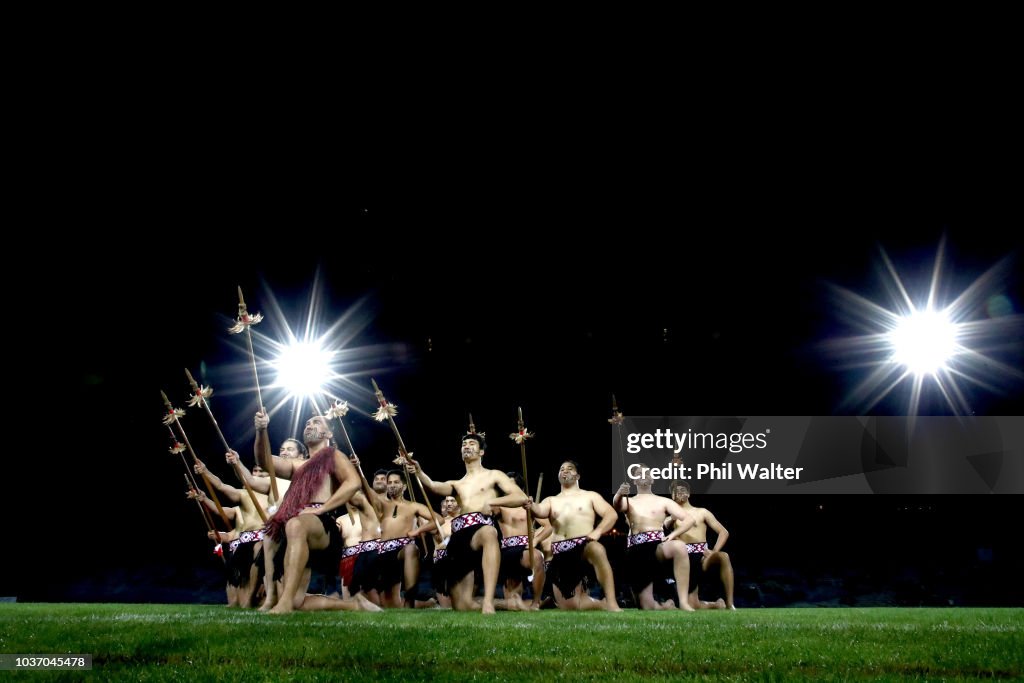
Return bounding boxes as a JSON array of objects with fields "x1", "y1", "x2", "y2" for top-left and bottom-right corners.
[{"x1": 182, "y1": 409, "x2": 736, "y2": 614}]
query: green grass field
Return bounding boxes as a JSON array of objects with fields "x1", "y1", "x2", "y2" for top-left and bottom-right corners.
[{"x1": 1, "y1": 604, "x2": 1021, "y2": 681}]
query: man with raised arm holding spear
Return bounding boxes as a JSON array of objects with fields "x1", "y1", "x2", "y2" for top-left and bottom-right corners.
[
  {"x1": 263, "y1": 414, "x2": 362, "y2": 613},
  {"x1": 405, "y1": 427, "x2": 528, "y2": 614}
]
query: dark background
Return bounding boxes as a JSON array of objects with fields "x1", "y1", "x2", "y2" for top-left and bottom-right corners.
[{"x1": 7, "y1": 156, "x2": 1023, "y2": 606}]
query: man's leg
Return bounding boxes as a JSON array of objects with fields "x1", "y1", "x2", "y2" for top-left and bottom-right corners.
[
  {"x1": 658, "y1": 541, "x2": 695, "y2": 611},
  {"x1": 259, "y1": 537, "x2": 280, "y2": 611},
  {"x1": 704, "y1": 551, "x2": 736, "y2": 609},
  {"x1": 401, "y1": 544, "x2": 420, "y2": 608},
  {"x1": 583, "y1": 542, "x2": 622, "y2": 612},
  {"x1": 470, "y1": 525, "x2": 500, "y2": 614},
  {"x1": 270, "y1": 516, "x2": 328, "y2": 614},
  {"x1": 527, "y1": 549, "x2": 545, "y2": 610}
]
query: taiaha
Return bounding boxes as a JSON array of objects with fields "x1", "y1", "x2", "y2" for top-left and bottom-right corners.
[
  {"x1": 161, "y1": 390, "x2": 232, "y2": 529},
  {"x1": 509, "y1": 407, "x2": 536, "y2": 556},
  {"x1": 324, "y1": 399, "x2": 378, "y2": 521},
  {"x1": 371, "y1": 379, "x2": 443, "y2": 549},
  {"x1": 185, "y1": 369, "x2": 268, "y2": 523},
  {"x1": 609, "y1": 394, "x2": 628, "y2": 483},
  {"x1": 185, "y1": 473, "x2": 225, "y2": 561},
  {"x1": 227, "y1": 286, "x2": 278, "y2": 501}
]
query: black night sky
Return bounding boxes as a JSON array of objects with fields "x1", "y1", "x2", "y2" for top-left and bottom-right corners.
[{"x1": 9, "y1": 171, "x2": 1023, "y2": 606}]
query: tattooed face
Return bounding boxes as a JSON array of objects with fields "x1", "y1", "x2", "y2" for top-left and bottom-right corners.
[
  {"x1": 303, "y1": 416, "x2": 331, "y2": 443},
  {"x1": 386, "y1": 474, "x2": 405, "y2": 499},
  {"x1": 558, "y1": 461, "x2": 579, "y2": 486}
]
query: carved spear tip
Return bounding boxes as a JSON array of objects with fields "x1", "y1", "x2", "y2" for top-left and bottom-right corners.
[
  {"x1": 185, "y1": 368, "x2": 197, "y2": 387},
  {"x1": 371, "y1": 378, "x2": 381, "y2": 393},
  {"x1": 160, "y1": 390, "x2": 170, "y2": 405},
  {"x1": 468, "y1": 413, "x2": 476, "y2": 434},
  {"x1": 612, "y1": 394, "x2": 619, "y2": 411},
  {"x1": 237, "y1": 286, "x2": 245, "y2": 306}
]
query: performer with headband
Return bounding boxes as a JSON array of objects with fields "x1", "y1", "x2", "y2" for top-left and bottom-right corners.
[{"x1": 405, "y1": 426, "x2": 527, "y2": 614}]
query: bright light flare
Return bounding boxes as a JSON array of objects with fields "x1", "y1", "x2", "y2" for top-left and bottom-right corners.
[
  {"x1": 888, "y1": 308, "x2": 958, "y2": 376},
  {"x1": 826, "y1": 236, "x2": 1023, "y2": 416},
  {"x1": 274, "y1": 342, "x2": 333, "y2": 398}
]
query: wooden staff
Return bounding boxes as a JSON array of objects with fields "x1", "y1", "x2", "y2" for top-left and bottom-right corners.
[
  {"x1": 161, "y1": 390, "x2": 232, "y2": 529},
  {"x1": 186, "y1": 369, "x2": 268, "y2": 523},
  {"x1": 510, "y1": 407, "x2": 536, "y2": 556},
  {"x1": 228, "y1": 286, "x2": 277, "y2": 501},
  {"x1": 371, "y1": 378, "x2": 441, "y2": 553}
]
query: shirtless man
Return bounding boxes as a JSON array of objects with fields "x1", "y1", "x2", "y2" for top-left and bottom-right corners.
[
  {"x1": 366, "y1": 471, "x2": 436, "y2": 607},
  {"x1": 670, "y1": 482, "x2": 735, "y2": 609},
  {"x1": 407, "y1": 431, "x2": 527, "y2": 614},
  {"x1": 188, "y1": 488, "x2": 249, "y2": 607},
  {"x1": 494, "y1": 472, "x2": 550, "y2": 611},
  {"x1": 431, "y1": 495, "x2": 460, "y2": 608},
  {"x1": 336, "y1": 491, "x2": 380, "y2": 601},
  {"x1": 612, "y1": 465, "x2": 695, "y2": 610},
  {"x1": 527, "y1": 461, "x2": 622, "y2": 611},
  {"x1": 191, "y1": 459, "x2": 269, "y2": 608},
  {"x1": 262, "y1": 414, "x2": 362, "y2": 613}
]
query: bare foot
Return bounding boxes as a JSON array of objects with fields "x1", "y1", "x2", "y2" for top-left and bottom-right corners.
[
  {"x1": 680, "y1": 601, "x2": 696, "y2": 612},
  {"x1": 481, "y1": 600, "x2": 496, "y2": 615},
  {"x1": 527, "y1": 601, "x2": 541, "y2": 611},
  {"x1": 268, "y1": 603, "x2": 294, "y2": 614},
  {"x1": 355, "y1": 594, "x2": 383, "y2": 612},
  {"x1": 604, "y1": 599, "x2": 623, "y2": 613}
]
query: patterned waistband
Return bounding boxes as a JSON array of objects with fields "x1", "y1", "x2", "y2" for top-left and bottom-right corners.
[
  {"x1": 451, "y1": 512, "x2": 493, "y2": 534},
  {"x1": 229, "y1": 528, "x2": 265, "y2": 553},
  {"x1": 686, "y1": 542, "x2": 708, "y2": 554},
  {"x1": 627, "y1": 530, "x2": 664, "y2": 548},
  {"x1": 501, "y1": 535, "x2": 528, "y2": 550},
  {"x1": 552, "y1": 536, "x2": 589, "y2": 555},
  {"x1": 433, "y1": 548, "x2": 448, "y2": 562},
  {"x1": 379, "y1": 536, "x2": 414, "y2": 554},
  {"x1": 342, "y1": 539, "x2": 378, "y2": 558}
]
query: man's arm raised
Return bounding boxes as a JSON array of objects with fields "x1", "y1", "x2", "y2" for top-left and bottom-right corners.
[
  {"x1": 405, "y1": 453, "x2": 454, "y2": 497},
  {"x1": 193, "y1": 460, "x2": 242, "y2": 504}
]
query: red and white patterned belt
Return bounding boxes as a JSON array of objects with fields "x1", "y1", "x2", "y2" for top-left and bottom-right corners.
[
  {"x1": 627, "y1": 530, "x2": 664, "y2": 548},
  {"x1": 552, "y1": 536, "x2": 589, "y2": 555},
  {"x1": 686, "y1": 542, "x2": 708, "y2": 554},
  {"x1": 341, "y1": 545, "x2": 360, "y2": 559},
  {"x1": 379, "y1": 536, "x2": 414, "y2": 554},
  {"x1": 433, "y1": 548, "x2": 448, "y2": 562},
  {"x1": 229, "y1": 528, "x2": 265, "y2": 553},
  {"x1": 501, "y1": 535, "x2": 528, "y2": 550},
  {"x1": 451, "y1": 512, "x2": 493, "y2": 534}
]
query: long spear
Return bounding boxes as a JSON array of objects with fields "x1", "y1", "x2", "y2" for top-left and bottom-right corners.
[
  {"x1": 371, "y1": 379, "x2": 441, "y2": 553},
  {"x1": 324, "y1": 399, "x2": 380, "y2": 522},
  {"x1": 228, "y1": 286, "x2": 277, "y2": 501},
  {"x1": 509, "y1": 407, "x2": 536, "y2": 556},
  {"x1": 186, "y1": 369, "x2": 268, "y2": 523},
  {"x1": 161, "y1": 390, "x2": 232, "y2": 529},
  {"x1": 609, "y1": 394, "x2": 629, "y2": 486}
]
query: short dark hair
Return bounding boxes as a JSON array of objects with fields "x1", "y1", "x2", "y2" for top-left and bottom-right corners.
[
  {"x1": 284, "y1": 438, "x2": 308, "y2": 458},
  {"x1": 386, "y1": 470, "x2": 404, "y2": 481},
  {"x1": 462, "y1": 433, "x2": 487, "y2": 451},
  {"x1": 561, "y1": 460, "x2": 581, "y2": 475},
  {"x1": 373, "y1": 468, "x2": 389, "y2": 478}
]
